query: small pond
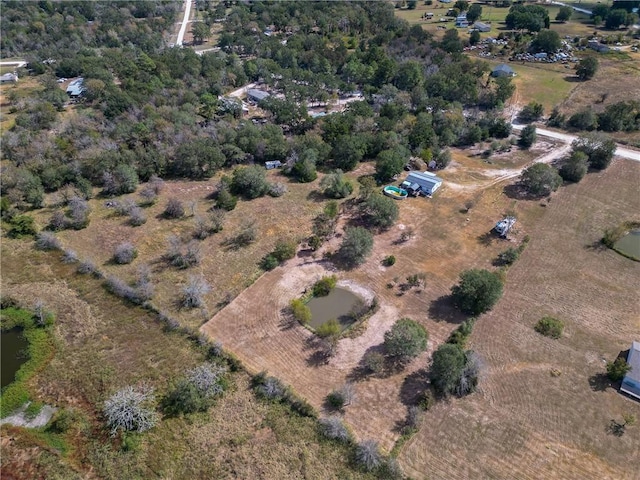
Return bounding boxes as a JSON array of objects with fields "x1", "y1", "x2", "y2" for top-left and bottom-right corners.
[
  {"x1": 1, "y1": 329, "x2": 28, "y2": 389},
  {"x1": 614, "y1": 230, "x2": 640, "y2": 260},
  {"x1": 307, "y1": 287, "x2": 362, "y2": 330}
]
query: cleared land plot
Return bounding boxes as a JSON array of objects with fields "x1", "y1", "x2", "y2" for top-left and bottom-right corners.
[
  {"x1": 398, "y1": 158, "x2": 640, "y2": 479},
  {"x1": 200, "y1": 155, "x2": 549, "y2": 451}
]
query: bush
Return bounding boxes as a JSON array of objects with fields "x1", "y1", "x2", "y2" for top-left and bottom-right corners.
[
  {"x1": 290, "y1": 298, "x2": 311, "y2": 324},
  {"x1": 103, "y1": 385, "x2": 158, "y2": 435},
  {"x1": 606, "y1": 357, "x2": 631, "y2": 382},
  {"x1": 430, "y1": 343, "x2": 467, "y2": 395},
  {"x1": 164, "y1": 198, "x2": 185, "y2": 218},
  {"x1": 113, "y1": 242, "x2": 137, "y2": 264},
  {"x1": 268, "y1": 182, "x2": 287, "y2": 197},
  {"x1": 363, "y1": 350, "x2": 385, "y2": 375},
  {"x1": 446, "y1": 319, "x2": 475, "y2": 347},
  {"x1": 534, "y1": 316, "x2": 564, "y2": 339},
  {"x1": 451, "y1": 269, "x2": 504, "y2": 315},
  {"x1": 319, "y1": 416, "x2": 351, "y2": 442},
  {"x1": 253, "y1": 373, "x2": 288, "y2": 401},
  {"x1": 77, "y1": 260, "x2": 100, "y2": 276},
  {"x1": 180, "y1": 275, "x2": 211, "y2": 309},
  {"x1": 518, "y1": 125, "x2": 537, "y2": 149},
  {"x1": 316, "y1": 318, "x2": 341, "y2": 339},
  {"x1": 260, "y1": 254, "x2": 279, "y2": 271},
  {"x1": 384, "y1": 319, "x2": 427, "y2": 363},
  {"x1": 338, "y1": 227, "x2": 374, "y2": 267},
  {"x1": 313, "y1": 275, "x2": 337, "y2": 297},
  {"x1": 128, "y1": 206, "x2": 146, "y2": 226},
  {"x1": 272, "y1": 239, "x2": 297, "y2": 262},
  {"x1": 166, "y1": 237, "x2": 202, "y2": 269},
  {"x1": 382, "y1": 255, "x2": 396, "y2": 267},
  {"x1": 215, "y1": 187, "x2": 237, "y2": 211},
  {"x1": 8, "y1": 215, "x2": 37, "y2": 238},
  {"x1": 326, "y1": 383, "x2": 355, "y2": 409},
  {"x1": 571, "y1": 133, "x2": 616, "y2": 170},
  {"x1": 230, "y1": 165, "x2": 269, "y2": 199},
  {"x1": 519, "y1": 102, "x2": 544, "y2": 123},
  {"x1": 496, "y1": 247, "x2": 520, "y2": 266},
  {"x1": 355, "y1": 439, "x2": 382, "y2": 472},
  {"x1": 162, "y1": 364, "x2": 227, "y2": 416},
  {"x1": 35, "y1": 231, "x2": 61, "y2": 251},
  {"x1": 320, "y1": 170, "x2": 353, "y2": 199}
]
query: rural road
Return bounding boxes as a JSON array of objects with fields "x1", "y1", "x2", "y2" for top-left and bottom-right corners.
[
  {"x1": 0, "y1": 60, "x2": 27, "y2": 68},
  {"x1": 512, "y1": 124, "x2": 640, "y2": 162},
  {"x1": 176, "y1": 0, "x2": 192, "y2": 46}
]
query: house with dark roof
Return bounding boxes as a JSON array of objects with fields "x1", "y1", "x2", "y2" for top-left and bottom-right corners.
[
  {"x1": 473, "y1": 22, "x2": 491, "y2": 32},
  {"x1": 491, "y1": 64, "x2": 515, "y2": 78},
  {"x1": 621, "y1": 341, "x2": 640, "y2": 400}
]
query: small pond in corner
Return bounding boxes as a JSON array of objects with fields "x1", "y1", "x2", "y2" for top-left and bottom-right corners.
[
  {"x1": 614, "y1": 230, "x2": 640, "y2": 260},
  {"x1": 1, "y1": 328, "x2": 29, "y2": 389},
  {"x1": 307, "y1": 287, "x2": 362, "y2": 330}
]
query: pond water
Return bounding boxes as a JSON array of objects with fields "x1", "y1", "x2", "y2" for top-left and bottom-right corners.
[
  {"x1": 614, "y1": 230, "x2": 640, "y2": 260},
  {"x1": 307, "y1": 287, "x2": 362, "y2": 330},
  {"x1": 1, "y1": 329, "x2": 28, "y2": 389}
]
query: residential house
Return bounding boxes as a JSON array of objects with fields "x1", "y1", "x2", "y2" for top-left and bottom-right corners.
[
  {"x1": 491, "y1": 64, "x2": 516, "y2": 78},
  {"x1": 473, "y1": 22, "x2": 491, "y2": 32},
  {"x1": 66, "y1": 77, "x2": 85, "y2": 97},
  {"x1": 247, "y1": 88, "x2": 270, "y2": 103},
  {"x1": 621, "y1": 341, "x2": 640, "y2": 400}
]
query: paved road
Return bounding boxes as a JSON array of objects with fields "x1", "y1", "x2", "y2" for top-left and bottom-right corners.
[
  {"x1": 512, "y1": 124, "x2": 640, "y2": 162},
  {"x1": 176, "y1": 0, "x2": 192, "y2": 46},
  {"x1": 549, "y1": 1, "x2": 592, "y2": 16}
]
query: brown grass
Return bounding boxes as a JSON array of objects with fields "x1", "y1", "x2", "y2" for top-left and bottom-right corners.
[{"x1": 397, "y1": 158, "x2": 640, "y2": 479}]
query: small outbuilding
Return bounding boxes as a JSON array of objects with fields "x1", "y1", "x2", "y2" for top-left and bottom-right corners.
[
  {"x1": 66, "y1": 77, "x2": 85, "y2": 97},
  {"x1": 621, "y1": 341, "x2": 640, "y2": 400},
  {"x1": 491, "y1": 64, "x2": 515, "y2": 78},
  {"x1": 494, "y1": 217, "x2": 516, "y2": 237},
  {"x1": 247, "y1": 88, "x2": 270, "y2": 103},
  {"x1": 473, "y1": 22, "x2": 491, "y2": 32},
  {"x1": 401, "y1": 171, "x2": 443, "y2": 197},
  {"x1": 0, "y1": 72, "x2": 18, "y2": 84},
  {"x1": 265, "y1": 161, "x2": 283, "y2": 170}
]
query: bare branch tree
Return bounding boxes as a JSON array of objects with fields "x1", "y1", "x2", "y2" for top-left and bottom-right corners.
[
  {"x1": 319, "y1": 416, "x2": 351, "y2": 442},
  {"x1": 355, "y1": 439, "x2": 382, "y2": 471},
  {"x1": 186, "y1": 364, "x2": 227, "y2": 398},
  {"x1": 180, "y1": 275, "x2": 211, "y2": 308},
  {"x1": 103, "y1": 385, "x2": 158, "y2": 436},
  {"x1": 113, "y1": 242, "x2": 137, "y2": 264}
]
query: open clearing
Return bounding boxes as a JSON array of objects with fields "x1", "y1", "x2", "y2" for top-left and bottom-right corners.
[{"x1": 398, "y1": 158, "x2": 640, "y2": 479}]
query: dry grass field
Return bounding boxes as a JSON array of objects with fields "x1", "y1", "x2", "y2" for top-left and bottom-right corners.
[
  {"x1": 0, "y1": 241, "x2": 377, "y2": 480},
  {"x1": 398, "y1": 157, "x2": 640, "y2": 479}
]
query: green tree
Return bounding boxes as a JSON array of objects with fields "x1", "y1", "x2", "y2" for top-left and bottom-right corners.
[
  {"x1": 559, "y1": 151, "x2": 588, "y2": 182},
  {"x1": 339, "y1": 227, "x2": 374, "y2": 267},
  {"x1": 467, "y1": 4, "x2": 483, "y2": 23},
  {"x1": 518, "y1": 124, "x2": 537, "y2": 149},
  {"x1": 571, "y1": 133, "x2": 616, "y2": 170},
  {"x1": 191, "y1": 22, "x2": 211, "y2": 45},
  {"x1": 375, "y1": 148, "x2": 406, "y2": 183},
  {"x1": 317, "y1": 318, "x2": 341, "y2": 338},
  {"x1": 384, "y1": 318, "x2": 428, "y2": 362},
  {"x1": 230, "y1": 165, "x2": 269, "y2": 199},
  {"x1": 519, "y1": 102, "x2": 544, "y2": 123},
  {"x1": 469, "y1": 30, "x2": 481, "y2": 46},
  {"x1": 576, "y1": 56, "x2": 598, "y2": 81},
  {"x1": 363, "y1": 194, "x2": 399, "y2": 229},
  {"x1": 454, "y1": 0, "x2": 469, "y2": 12},
  {"x1": 531, "y1": 29, "x2": 561, "y2": 54},
  {"x1": 606, "y1": 357, "x2": 631, "y2": 382},
  {"x1": 431, "y1": 343, "x2": 467, "y2": 395},
  {"x1": 320, "y1": 170, "x2": 353, "y2": 199},
  {"x1": 441, "y1": 29, "x2": 463, "y2": 54},
  {"x1": 520, "y1": 163, "x2": 562, "y2": 197},
  {"x1": 605, "y1": 9, "x2": 628, "y2": 29},
  {"x1": 534, "y1": 316, "x2": 564, "y2": 339},
  {"x1": 291, "y1": 158, "x2": 317, "y2": 183},
  {"x1": 451, "y1": 269, "x2": 504, "y2": 315},
  {"x1": 556, "y1": 6, "x2": 572, "y2": 22}
]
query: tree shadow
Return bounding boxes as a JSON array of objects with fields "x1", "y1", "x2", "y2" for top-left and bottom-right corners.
[
  {"x1": 278, "y1": 307, "x2": 298, "y2": 331},
  {"x1": 346, "y1": 344, "x2": 387, "y2": 382},
  {"x1": 428, "y1": 295, "x2": 467, "y2": 323},
  {"x1": 588, "y1": 372, "x2": 614, "y2": 392},
  {"x1": 584, "y1": 239, "x2": 608, "y2": 252},
  {"x1": 563, "y1": 75, "x2": 582, "y2": 83},
  {"x1": 606, "y1": 419, "x2": 627, "y2": 437},
  {"x1": 306, "y1": 190, "x2": 326, "y2": 203},
  {"x1": 399, "y1": 369, "x2": 429, "y2": 406},
  {"x1": 477, "y1": 231, "x2": 498, "y2": 246}
]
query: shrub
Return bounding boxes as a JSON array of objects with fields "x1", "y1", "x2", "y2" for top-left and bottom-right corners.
[
  {"x1": 215, "y1": 187, "x2": 237, "y2": 211},
  {"x1": 534, "y1": 316, "x2": 564, "y2": 339},
  {"x1": 496, "y1": 247, "x2": 520, "y2": 266},
  {"x1": 268, "y1": 182, "x2": 287, "y2": 197},
  {"x1": 571, "y1": 133, "x2": 616, "y2": 170},
  {"x1": 326, "y1": 383, "x2": 355, "y2": 409},
  {"x1": 61, "y1": 249, "x2": 78, "y2": 264},
  {"x1": 559, "y1": 151, "x2": 588, "y2": 183},
  {"x1": 290, "y1": 298, "x2": 311, "y2": 324},
  {"x1": 363, "y1": 194, "x2": 399, "y2": 229},
  {"x1": 431, "y1": 343, "x2": 467, "y2": 395},
  {"x1": 382, "y1": 255, "x2": 396, "y2": 267},
  {"x1": 164, "y1": 198, "x2": 185, "y2": 218},
  {"x1": 162, "y1": 364, "x2": 227, "y2": 416},
  {"x1": 606, "y1": 357, "x2": 631, "y2": 382},
  {"x1": 319, "y1": 416, "x2": 351, "y2": 443},
  {"x1": 272, "y1": 239, "x2": 297, "y2": 262},
  {"x1": 260, "y1": 254, "x2": 279, "y2": 271},
  {"x1": 455, "y1": 350, "x2": 480, "y2": 397},
  {"x1": 128, "y1": 206, "x2": 146, "y2": 226},
  {"x1": 77, "y1": 260, "x2": 100, "y2": 276},
  {"x1": 320, "y1": 170, "x2": 353, "y2": 199},
  {"x1": 363, "y1": 350, "x2": 385, "y2": 375},
  {"x1": 103, "y1": 385, "x2": 158, "y2": 435},
  {"x1": 8, "y1": 215, "x2": 37, "y2": 238},
  {"x1": 519, "y1": 102, "x2": 544, "y2": 123},
  {"x1": 113, "y1": 242, "x2": 137, "y2": 264},
  {"x1": 67, "y1": 196, "x2": 91, "y2": 229},
  {"x1": 383, "y1": 318, "x2": 428, "y2": 362},
  {"x1": 518, "y1": 124, "x2": 537, "y2": 149},
  {"x1": 180, "y1": 275, "x2": 211, "y2": 309},
  {"x1": 166, "y1": 237, "x2": 202, "y2": 269},
  {"x1": 355, "y1": 439, "x2": 382, "y2": 472},
  {"x1": 316, "y1": 318, "x2": 341, "y2": 339},
  {"x1": 451, "y1": 269, "x2": 504, "y2": 315},
  {"x1": 230, "y1": 165, "x2": 269, "y2": 199},
  {"x1": 313, "y1": 275, "x2": 337, "y2": 297},
  {"x1": 35, "y1": 231, "x2": 61, "y2": 251},
  {"x1": 253, "y1": 373, "x2": 288, "y2": 401},
  {"x1": 446, "y1": 319, "x2": 475, "y2": 347}
]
